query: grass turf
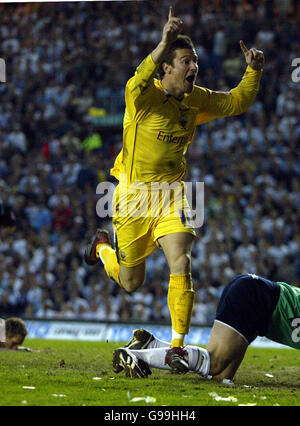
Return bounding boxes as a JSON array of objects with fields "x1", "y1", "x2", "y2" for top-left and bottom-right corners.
[{"x1": 0, "y1": 338, "x2": 299, "y2": 406}]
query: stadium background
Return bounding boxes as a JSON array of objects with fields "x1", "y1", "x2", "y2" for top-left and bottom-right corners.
[{"x1": 0, "y1": 0, "x2": 299, "y2": 329}]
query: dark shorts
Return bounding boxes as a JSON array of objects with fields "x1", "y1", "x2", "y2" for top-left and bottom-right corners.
[{"x1": 215, "y1": 274, "x2": 281, "y2": 344}]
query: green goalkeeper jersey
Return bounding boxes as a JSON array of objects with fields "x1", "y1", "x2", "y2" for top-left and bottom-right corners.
[{"x1": 265, "y1": 282, "x2": 300, "y2": 350}]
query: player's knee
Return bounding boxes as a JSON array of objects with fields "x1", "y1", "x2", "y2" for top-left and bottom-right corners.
[
  {"x1": 120, "y1": 277, "x2": 144, "y2": 293},
  {"x1": 169, "y1": 253, "x2": 191, "y2": 274}
]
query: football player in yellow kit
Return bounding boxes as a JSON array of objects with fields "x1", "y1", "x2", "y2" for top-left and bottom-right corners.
[{"x1": 85, "y1": 7, "x2": 264, "y2": 349}]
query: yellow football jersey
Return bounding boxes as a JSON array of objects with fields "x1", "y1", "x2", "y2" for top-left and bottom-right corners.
[{"x1": 110, "y1": 54, "x2": 262, "y2": 186}]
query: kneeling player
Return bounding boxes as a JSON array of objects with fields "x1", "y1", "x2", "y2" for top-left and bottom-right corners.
[
  {"x1": 112, "y1": 274, "x2": 300, "y2": 379},
  {"x1": 0, "y1": 317, "x2": 31, "y2": 351}
]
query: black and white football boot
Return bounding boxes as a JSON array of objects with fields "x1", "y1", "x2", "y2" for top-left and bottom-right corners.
[
  {"x1": 112, "y1": 348, "x2": 152, "y2": 378},
  {"x1": 124, "y1": 329, "x2": 155, "y2": 350}
]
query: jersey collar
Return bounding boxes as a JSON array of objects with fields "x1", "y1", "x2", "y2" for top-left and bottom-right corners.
[{"x1": 155, "y1": 79, "x2": 190, "y2": 107}]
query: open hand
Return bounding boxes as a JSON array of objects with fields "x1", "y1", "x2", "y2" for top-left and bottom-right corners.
[
  {"x1": 162, "y1": 6, "x2": 183, "y2": 45},
  {"x1": 240, "y1": 40, "x2": 264, "y2": 71}
]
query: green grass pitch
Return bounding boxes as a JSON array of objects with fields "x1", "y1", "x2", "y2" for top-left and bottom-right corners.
[{"x1": 0, "y1": 339, "x2": 299, "y2": 406}]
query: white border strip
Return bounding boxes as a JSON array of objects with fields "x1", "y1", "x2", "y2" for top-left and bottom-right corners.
[
  {"x1": 0, "y1": 318, "x2": 5, "y2": 343},
  {"x1": 0, "y1": 0, "x2": 142, "y2": 2},
  {"x1": 23, "y1": 320, "x2": 289, "y2": 348}
]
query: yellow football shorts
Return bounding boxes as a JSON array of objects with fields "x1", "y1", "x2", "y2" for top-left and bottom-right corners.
[{"x1": 112, "y1": 182, "x2": 196, "y2": 267}]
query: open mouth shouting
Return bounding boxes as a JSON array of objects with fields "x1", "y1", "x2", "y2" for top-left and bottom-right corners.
[{"x1": 185, "y1": 74, "x2": 196, "y2": 91}]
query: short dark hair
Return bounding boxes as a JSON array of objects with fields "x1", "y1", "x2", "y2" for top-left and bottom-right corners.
[
  {"x1": 5, "y1": 318, "x2": 28, "y2": 338},
  {"x1": 156, "y1": 35, "x2": 196, "y2": 80}
]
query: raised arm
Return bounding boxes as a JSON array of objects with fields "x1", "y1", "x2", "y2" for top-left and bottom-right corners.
[
  {"x1": 195, "y1": 41, "x2": 264, "y2": 124},
  {"x1": 239, "y1": 40, "x2": 264, "y2": 71},
  {"x1": 127, "y1": 7, "x2": 183, "y2": 102},
  {"x1": 151, "y1": 6, "x2": 183, "y2": 65}
]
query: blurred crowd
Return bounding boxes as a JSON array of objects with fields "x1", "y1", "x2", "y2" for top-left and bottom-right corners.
[{"x1": 0, "y1": 0, "x2": 299, "y2": 325}]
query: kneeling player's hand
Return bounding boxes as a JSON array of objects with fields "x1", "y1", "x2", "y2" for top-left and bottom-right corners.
[{"x1": 17, "y1": 347, "x2": 33, "y2": 352}]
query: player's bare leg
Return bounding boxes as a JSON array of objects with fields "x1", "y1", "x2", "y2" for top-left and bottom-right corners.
[
  {"x1": 119, "y1": 262, "x2": 146, "y2": 293},
  {"x1": 158, "y1": 232, "x2": 195, "y2": 348},
  {"x1": 84, "y1": 229, "x2": 145, "y2": 292},
  {"x1": 212, "y1": 353, "x2": 246, "y2": 381},
  {"x1": 98, "y1": 245, "x2": 146, "y2": 292},
  {"x1": 206, "y1": 321, "x2": 248, "y2": 379}
]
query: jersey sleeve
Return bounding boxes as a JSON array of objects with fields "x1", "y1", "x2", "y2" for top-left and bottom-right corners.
[
  {"x1": 126, "y1": 54, "x2": 159, "y2": 105},
  {"x1": 195, "y1": 66, "x2": 263, "y2": 125}
]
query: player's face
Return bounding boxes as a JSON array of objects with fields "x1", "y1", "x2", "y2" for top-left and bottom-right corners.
[
  {"x1": 169, "y1": 49, "x2": 198, "y2": 95},
  {"x1": 5, "y1": 334, "x2": 25, "y2": 350}
]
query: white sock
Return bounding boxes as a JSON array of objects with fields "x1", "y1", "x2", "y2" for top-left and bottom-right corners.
[
  {"x1": 148, "y1": 336, "x2": 170, "y2": 349},
  {"x1": 185, "y1": 346, "x2": 210, "y2": 377},
  {"x1": 131, "y1": 345, "x2": 210, "y2": 376},
  {"x1": 131, "y1": 348, "x2": 171, "y2": 370},
  {"x1": 172, "y1": 329, "x2": 185, "y2": 342}
]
